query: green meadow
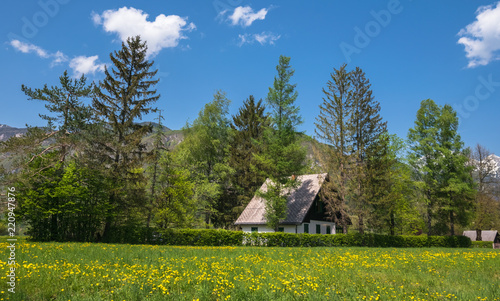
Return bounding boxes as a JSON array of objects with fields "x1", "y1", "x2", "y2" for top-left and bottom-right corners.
[{"x1": 0, "y1": 239, "x2": 499, "y2": 301}]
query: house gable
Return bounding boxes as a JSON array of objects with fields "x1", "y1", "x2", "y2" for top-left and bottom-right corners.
[{"x1": 235, "y1": 173, "x2": 328, "y2": 226}]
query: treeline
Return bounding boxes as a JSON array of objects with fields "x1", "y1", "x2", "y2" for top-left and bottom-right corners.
[{"x1": 1, "y1": 36, "x2": 499, "y2": 242}]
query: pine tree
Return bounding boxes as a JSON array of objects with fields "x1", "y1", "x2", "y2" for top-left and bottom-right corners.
[
  {"x1": 2, "y1": 71, "x2": 94, "y2": 241},
  {"x1": 229, "y1": 96, "x2": 268, "y2": 216},
  {"x1": 256, "y1": 55, "x2": 306, "y2": 231},
  {"x1": 91, "y1": 35, "x2": 160, "y2": 241}
]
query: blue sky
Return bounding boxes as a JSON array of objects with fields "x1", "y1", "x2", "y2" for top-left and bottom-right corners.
[{"x1": 1, "y1": 0, "x2": 500, "y2": 155}]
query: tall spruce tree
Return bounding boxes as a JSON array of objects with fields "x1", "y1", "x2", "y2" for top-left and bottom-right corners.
[
  {"x1": 229, "y1": 96, "x2": 268, "y2": 216},
  {"x1": 314, "y1": 64, "x2": 352, "y2": 233},
  {"x1": 91, "y1": 35, "x2": 160, "y2": 241},
  {"x1": 256, "y1": 55, "x2": 306, "y2": 231},
  {"x1": 349, "y1": 67, "x2": 387, "y2": 234}
]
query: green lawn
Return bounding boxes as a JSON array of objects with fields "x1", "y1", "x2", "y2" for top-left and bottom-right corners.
[{"x1": 1, "y1": 238, "x2": 499, "y2": 300}]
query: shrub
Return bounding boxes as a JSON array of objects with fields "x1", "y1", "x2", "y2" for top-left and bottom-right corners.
[
  {"x1": 472, "y1": 241, "x2": 493, "y2": 248},
  {"x1": 158, "y1": 229, "x2": 243, "y2": 246},
  {"x1": 116, "y1": 228, "x2": 472, "y2": 248}
]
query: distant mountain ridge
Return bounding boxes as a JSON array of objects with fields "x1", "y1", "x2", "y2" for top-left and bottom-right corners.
[
  {"x1": 2, "y1": 124, "x2": 499, "y2": 178},
  {"x1": 0, "y1": 124, "x2": 27, "y2": 142}
]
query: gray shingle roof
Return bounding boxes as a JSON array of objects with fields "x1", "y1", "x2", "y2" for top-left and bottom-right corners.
[
  {"x1": 234, "y1": 173, "x2": 328, "y2": 225},
  {"x1": 463, "y1": 230, "x2": 499, "y2": 241}
]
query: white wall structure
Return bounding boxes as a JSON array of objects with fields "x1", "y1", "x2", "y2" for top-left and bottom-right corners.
[{"x1": 242, "y1": 220, "x2": 335, "y2": 234}]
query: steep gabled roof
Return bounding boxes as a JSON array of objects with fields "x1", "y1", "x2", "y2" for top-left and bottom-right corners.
[
  {"x1": 463, "y1": 230, "x2": 499, "y2": 242},
  {"x1": 234, "y1": 173, "x2": 328, "y2": 225}
]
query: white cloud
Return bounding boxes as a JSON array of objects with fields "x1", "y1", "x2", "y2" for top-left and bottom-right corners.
[
  {"x1": 69, "y1": 55, "x2": 106, "y2": 77},
  {"x1": 9, "y1": 40, "x2": 68, "y2": 66},
  {"x1": 238, "y1": 32, "x2": 280, "y2": 46},
  {"x1": 92, "y1": 7, "x2": 196, "y2": 57},
  {"x1": 458, "y1": 2, "x2": 500, "y2": 68},
  {"x1": 228, "y1": 6, "x2": 268, "y2": 27}
]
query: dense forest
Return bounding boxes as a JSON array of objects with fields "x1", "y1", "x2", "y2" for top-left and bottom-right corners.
[{"x1": 1, "y1": 36, "x2": 499, "y2": 242}]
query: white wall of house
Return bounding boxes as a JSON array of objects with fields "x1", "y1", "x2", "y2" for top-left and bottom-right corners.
[
  {"x1": 241, "y1": 220, "x2": 335, "y2": 234},
  {"x1": 241, "y1": 225, "x2": 296, "y2": 233}
]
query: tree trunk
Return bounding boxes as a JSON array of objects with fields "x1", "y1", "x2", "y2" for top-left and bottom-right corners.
[
  {"x1": 427, "y1": 206, "x2": 432, "y2": 236},
  {"x1": 449, "y1": 211, "x2": 455, "y2": 236},
  {"x1": 358, "y1": 214, "x2": 364, "y2": 234},
  {"x1": 476, "y1": 229, "x2": 482, "y2": 241},
  {"x1": 390, "y1": 212, "x2": 395, "y2": 236}
]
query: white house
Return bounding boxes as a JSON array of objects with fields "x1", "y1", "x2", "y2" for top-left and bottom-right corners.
[
  {"x1": 235, "y1": 173, "x2": 340, "y2": 234},
  {"x1": 463, "y1": 230, "x2": 500, "y2": 249}
]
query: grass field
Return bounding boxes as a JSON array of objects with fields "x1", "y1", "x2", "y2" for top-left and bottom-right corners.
[{"x1": 0, "y1": 239, "x2": 499, "y2": 300}]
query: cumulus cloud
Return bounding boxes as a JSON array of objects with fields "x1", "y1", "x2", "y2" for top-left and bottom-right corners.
[
  {"x1": 9, "y1": 40, "x2": 68, "y2": 66},
  {"x1": 69, "y1": 55, "x2": 106, "y2": 77},
  {"x1": 238, "y1": 32, "x2": 280, "y2": 46},
  {"x1": 92, "y1": 7, "x2": 196, "y2": 57},
  {"x1": 225, "y1": 6, "x2": 268, "y2": 27},
  {"x1": 458, "y1": 2, "x2": 500, "y2": 68}
]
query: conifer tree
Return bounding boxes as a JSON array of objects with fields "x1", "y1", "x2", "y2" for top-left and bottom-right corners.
[
  {"x1": 91, "y1": 35, "x2": 160, "y2": 240},
  {"x1": 434, "y1": 105, "x2": 475, "y2": 235},
  {"x1": 256, "y1": 55, "x2": 306, "y2": 231},
  {"x1": 349, "y1": 67, "x2": 387, "y2": 234},
  {"x1": 408, "y1": 99, "x2": 441, "y2": 235},
  {"x1": 3, "y1": 71, "x2": 94, "y2": 241},
  {"x1": 314, "y1": 64, "x2": 352, "y2": 233},
  {"x1": 408, "y1": 100, "x2": 475, "y2": 235},
  {"x1": 229, "y1": 96, "x2": 268, "y2": 214}
]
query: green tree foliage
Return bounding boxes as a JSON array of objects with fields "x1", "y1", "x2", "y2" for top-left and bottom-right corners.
[
  {"x1": 145, "y1": 110, "x2": 167, "y2": 229},
  {"x1": 470, "y1": 144, "x2": 500, "y2": 239},
  {"x1": 15, "y1": 154, "x2": 109, "y2": 241},
  {"x1": 20, "y1": 70, "x2": 93, "y2": 161},
  {"x1": 408, "y1": 100, "x2": 475, "y2": 235},
  {"x1": 91, "y1": 35, "x2": 160, "y2": 240},
  {"x1": 365, "y1": 134, "x2": 421, "y2": 235},
  {"x1": 256, "y1": 55, "x2": 306, "y2": 231},
  {"x1": 407, "y1": 99, "x2": 441, "y2": 235},
  {"x1": 153, "y1": 151, "x2": 196, "y2": 229},
  {"x1": 349, "y1": 67, "x2": 387, "y2": 234},
  {"x1": 228, "y1": 96, "x2": 268, "y2": 215},
  {"x1": 434, "y1": 105, "x2": 476, "y2": 235},
  {"x1": 314, "y1": 64, "x2": 352, "y2": 233},
  {"x1": 1, "y1": 71, "x2": 95, "y2": 241},
  {"x1": 178, "y1": 91, "x2": 233, "y2": 228}
]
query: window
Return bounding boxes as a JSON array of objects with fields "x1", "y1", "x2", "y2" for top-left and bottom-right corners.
[
  {"x1": 278, "y1": 227, "x2": 284, "y2": 232},
  {"x1": 316, "y1": 224, "x2": 321, "y2": 234},
  {"x1": 251, "y1": 227, "x2": 258, "y2": 233},
  {"x1": 326, "y1": 226, "x2": 331, "y2": 234},
  {"x1": 304, "y1": 223, "x2": 309, "y2": 234}
]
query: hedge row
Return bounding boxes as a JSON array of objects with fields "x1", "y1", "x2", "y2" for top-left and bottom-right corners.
[
  {"x1": 471, "y1": 241, "x2": 494, "y2": 248},
  {"x1": 154, "y1": 229, "x2": 471, "y2": 248}
]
